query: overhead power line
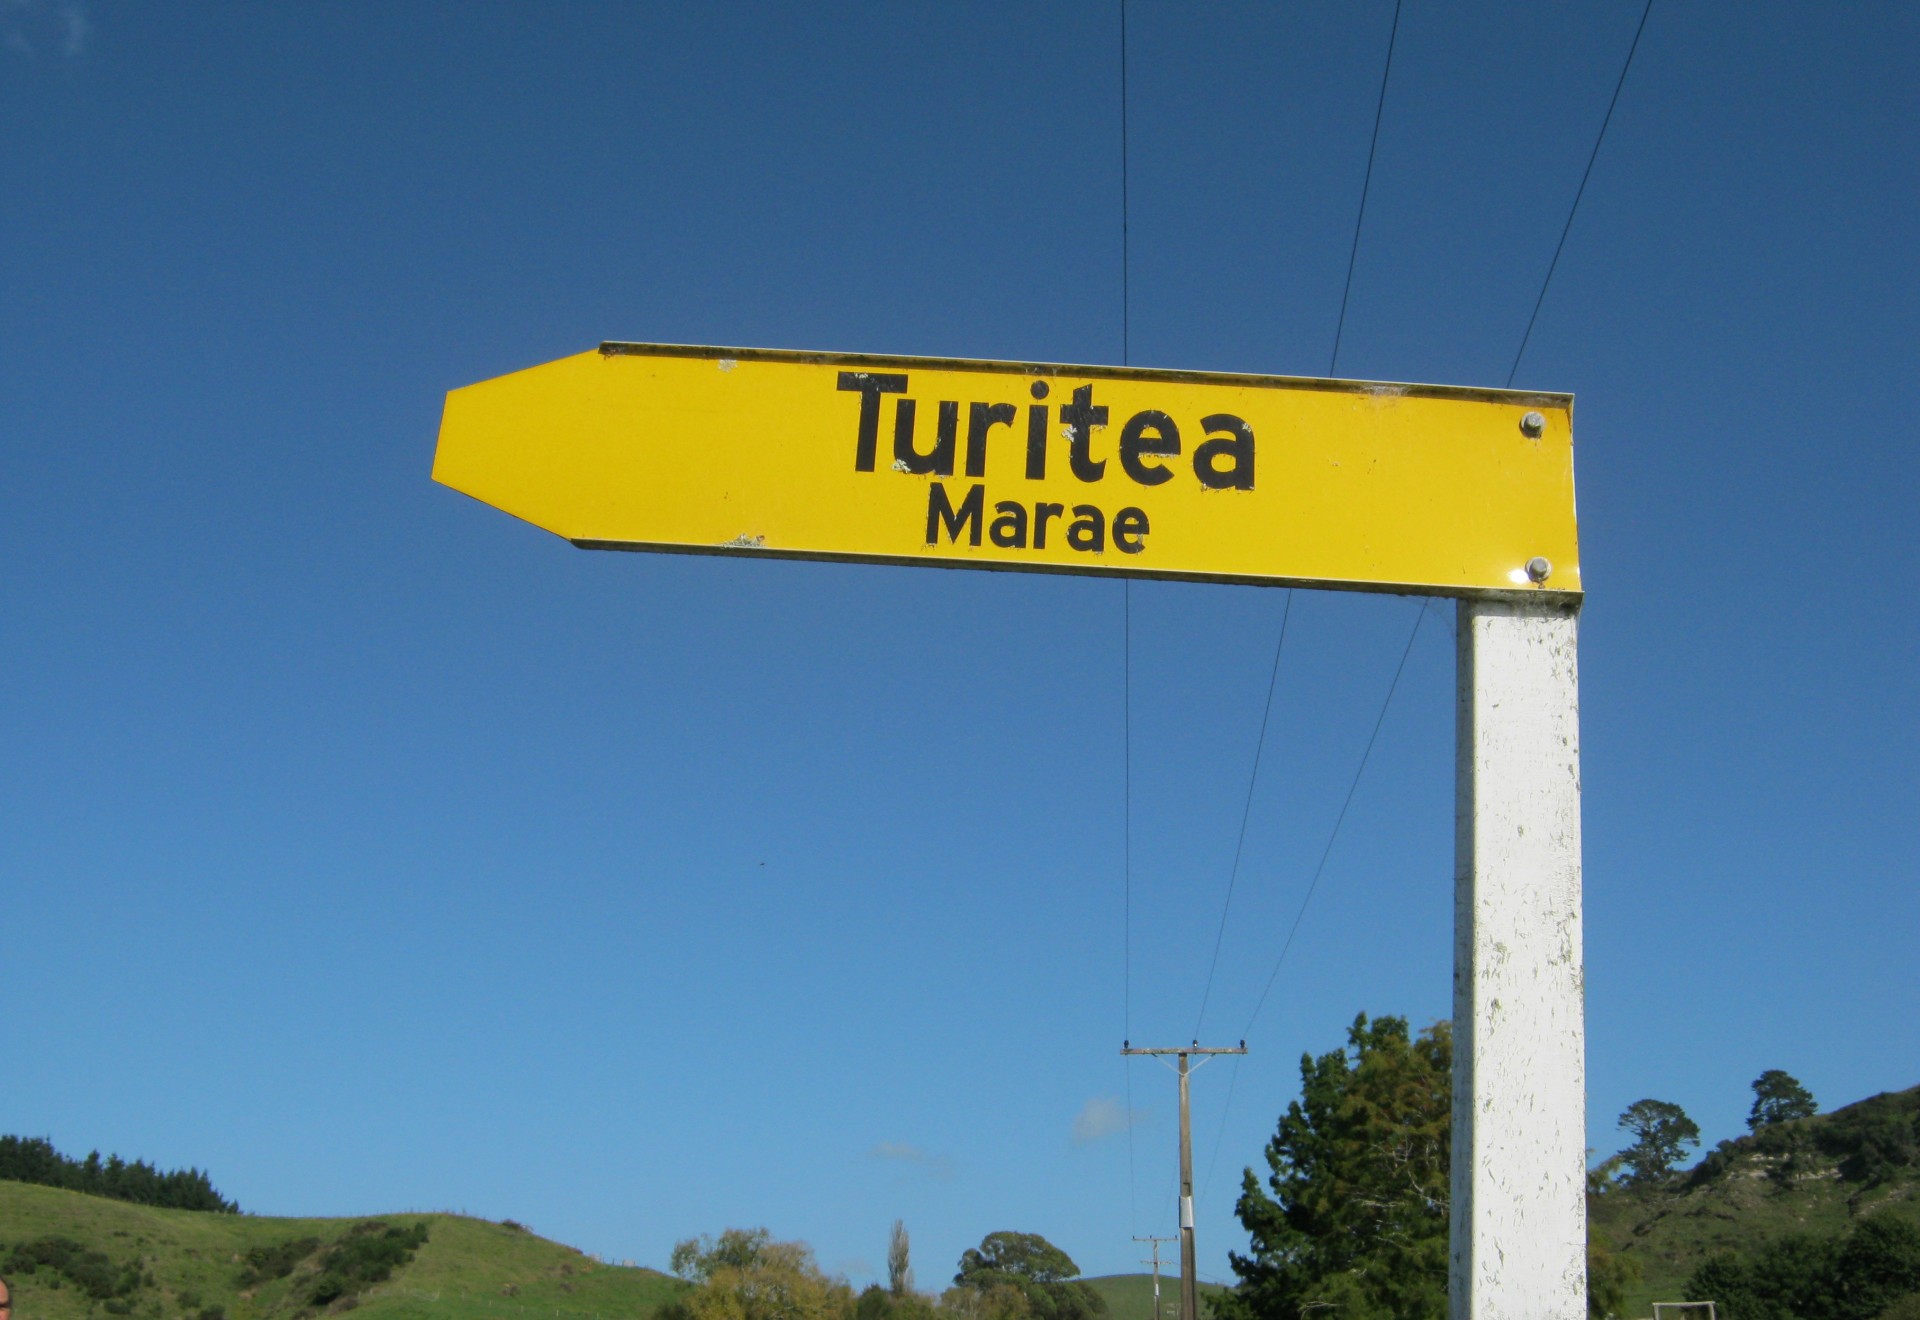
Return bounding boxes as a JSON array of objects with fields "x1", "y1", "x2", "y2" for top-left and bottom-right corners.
[
  {"x1": 1122, "y1": 1043, "x2": 1248, "y2": 1320},
  {"x1": 1329, "y1": 0, "x2": 1404, "y2": 378},
  {"x1": 1117, "y1": 0, "x2": 1139, "y2": 1237},
  {"x1": 1240, "y1": 603, "x2": 1426, "y2": 1039},
  {"x1": 1193, "y1": 590, "x2": 1295, "y2": 1039},
  {"x1": 1119, "y1": 0, "x2": 1132, "y2": 369},
  {"x1": 1507, "y1": 0, "x2": 1656, "y2": 386},
  {"x1": 1197, "y1": 604, "x2": 1427, "y2": 1201},
  {"x1": 1197, "y1": 0, "x2": 1403, "y2": 1045},
  {"x1": 1122, "y1": 579, "x2": 1138, "y2": 1232},
  {"x1": 1192, "y1": 0, "x2": 1411, "y2": 1204}
]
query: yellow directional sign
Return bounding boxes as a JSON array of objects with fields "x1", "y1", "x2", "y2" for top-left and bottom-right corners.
[{"x1": 433, "y1": 343, "x2": 1579, "y2": 597}]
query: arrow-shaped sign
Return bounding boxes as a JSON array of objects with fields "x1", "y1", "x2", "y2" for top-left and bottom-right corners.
[{"x1": 433, "y1": 342, "x2": 1579, "y2": 597}]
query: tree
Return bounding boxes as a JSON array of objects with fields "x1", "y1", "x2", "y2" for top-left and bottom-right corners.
[
  {"x1": 1688, "y1": 1214, "x2": 1920, "y2": 1320},
  {"x1": 939, "y1": 1281, "x2": 1033, "y2": 1320},
  {"x1": 859, "y1": 1284, "x2": 939, "y2": 1320},
  {"x1": 955, "y1": 1234, "x2": 1079, "y2": 1286},
  {"x1": 1585, "y1": 1224, "x2": 1640, "y2": 1320},
  {"x1": 1217, "y1": 1014, "x2": 1453, "y2": 1320},
  {"x1": 1748, "y1": 1069, "x2": 1818, "y2": 1130},
  {"x1": 1876, "y1": 1295, "x2": 1920, "y2": 1320},
  {"x1": 665, "y1": 1228, "x2": 855, "y2": 1320},
  {"x1": 0, "y1": 1135, "x2": 238, "y2": 1213},
  {"x1": 950, "y1": 1232, "x2": 1103, "y2": 1320},
  {"x1": 1219, "y1": 1013, "x2": 1634, "y2": 1320},
  {"x1": 1587, "y1": 1150, "x2": 1627, "y2": 1199},
  {"x1": 889, "y1": 1220, "x2": 914, "y2": 1297},
  {"x1": 674, "y1": 1228, "x2": 777, "y2": 1283},
  {"x1": 1615, "y1": 1099, "x2": 1700, "y2": 1186}
]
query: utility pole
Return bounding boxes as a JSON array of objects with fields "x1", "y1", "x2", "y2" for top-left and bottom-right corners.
[
  {"x1": 1134, "y1": 1235, "x2": 1175, "y2": 1320},
  {"x1": 1122, "y1": 1042, "x2": 1246, "y2": 1320}
]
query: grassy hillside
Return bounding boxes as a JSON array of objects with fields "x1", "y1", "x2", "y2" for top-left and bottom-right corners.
[
  {"x1": 1081, "y1": 1273, "x2": 1227, "y2": 1320},
  {"x1": 0, "y1": 1181, "x2": 685, "y2": 1320},
  {"x1": 1592, "y1": 1085, "x2": 1920, "y2": 1316}
]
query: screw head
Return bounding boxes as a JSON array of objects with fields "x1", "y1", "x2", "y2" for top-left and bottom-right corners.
[
  {"x1": 1520, "y1": 411, "x2": 1546, "y2": 437},
  {"x1": 1525, "y1": 556, "x2": 1552, "y2": 583}
]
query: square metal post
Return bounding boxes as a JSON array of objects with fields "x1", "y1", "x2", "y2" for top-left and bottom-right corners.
[{"x1": 1453, "y1": 597, "x2": 1587, "y2": 1319}]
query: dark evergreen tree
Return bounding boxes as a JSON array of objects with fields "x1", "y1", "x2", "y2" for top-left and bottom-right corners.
[
  {"x1": 1220, "y1": 1013, "x2": 1639, "y2": 1320},
  {"x1": 1748, "y1": 1070, "x2": 1818, "y2": 1131},
  {"x1": 1218, "y1": 1015, "x2": 1452, "y2": 1320},
  {"x1": 1615, "y1": 1100, "x2": 1700, "y2": 1186},
  {"x1": 0, "y1": 1135, "x2": 236, "y2": 1212}
]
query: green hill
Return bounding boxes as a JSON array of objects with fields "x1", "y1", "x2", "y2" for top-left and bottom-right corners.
[
  {"x1": 1081, "y1": 1273, "x2": 1227, "y2": 1320},
  {"x1": 0, "y1": 1180, "x2": 685, "y2": 1320},
  {"x1": 1592, "y1": 1085, "x2": 1920, "y2": 1316}
]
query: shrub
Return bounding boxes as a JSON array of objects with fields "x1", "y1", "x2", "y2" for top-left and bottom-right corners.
[
  {"x1": 1817, "y1": 1091, "x2": 1920, "y2": 1186},
  {"x1": 237, "y1": 1236, "x2": 321, "y2": 1286},
  {"x1": 309, "y1": 1272, "x2": 350, "y2": 1306},
  {"x1": 316, "y1": 1220, "x2": 429, "y2": 1287},
  {"x1": 1688, "y1": 1214, "x2": 1920, "y2": 1320},
  {"x1": 2, "y1": 1236, "x2": 143, "y2": 1301},
  {"x1": 662, "y1": 1228, "x2": 856, "y2": 1320},
  {"x1": 1876, "y1": 1295, "x2": 1920, "y2": 1320}
]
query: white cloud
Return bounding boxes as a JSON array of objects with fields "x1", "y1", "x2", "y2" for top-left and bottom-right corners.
[
  {"x1": 866, "y1": 1140, "x2": 955, "y2": 1182},
  {"x1": 1072, "y1": 1095, "x2": 1146, "y2": 1144},
  {"x1": 58, "y1": 1, "x2": 90, "y2": 56},
  {"x1": 2, "y1": 0, "x2": 89, "y2": 59}
]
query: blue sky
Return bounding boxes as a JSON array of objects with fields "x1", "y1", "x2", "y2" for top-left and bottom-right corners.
[{"x1": 4, "y1": 0, "x2": 1915, "y2": 1292}]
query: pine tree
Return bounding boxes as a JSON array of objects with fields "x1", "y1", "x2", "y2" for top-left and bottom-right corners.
[
  {"x1": 1747, "y1": 1070, "x2": 1817, "y2": 1130},
  {"x1": 1616, "y1": 1099, "x2": 1700, "y2": 1185},
  {"x1": 1218, "y1": 1015, "x2": 1452, "y2": 1320}
]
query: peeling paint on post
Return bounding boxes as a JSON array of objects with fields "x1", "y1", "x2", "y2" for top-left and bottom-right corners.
[{"x1": 1453, "y1": 598, "x2": 1586, "y2": 1320}]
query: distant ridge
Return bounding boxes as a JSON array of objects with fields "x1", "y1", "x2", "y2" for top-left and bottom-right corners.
[
  {"x1": 0, "y1": 1135, "x2": 236, "y2": 1213},
  {"x1": 1592, "y1": 1084, "x2": 1920, "y2": 1314},
  {"x1": 1081, "y1": 1273, "x2": 1228, "y2": 1320},
  {"x1": 0, "y1": 1181, "x2": 684, "y2": 1320}
]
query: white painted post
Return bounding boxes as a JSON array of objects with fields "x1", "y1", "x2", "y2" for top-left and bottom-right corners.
[{"x1": 1453, "y1": 597, "x2": 1587, "y2": 1320}]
